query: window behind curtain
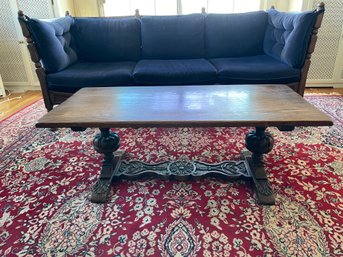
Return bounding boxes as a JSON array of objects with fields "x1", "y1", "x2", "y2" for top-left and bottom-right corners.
[{"x1": 103, "y1": 0, "x2": 261, "y2": 16}]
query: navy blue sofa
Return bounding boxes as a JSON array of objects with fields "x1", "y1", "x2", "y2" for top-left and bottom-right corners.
[{"x1": 18, "y1": 4, "x2": 325, "y2": 111}]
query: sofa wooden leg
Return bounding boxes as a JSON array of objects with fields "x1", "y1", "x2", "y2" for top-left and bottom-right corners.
[
  {"x1": 71, "y1": 127, "x2": 87, "y2": 132},
  {"x1": 244, "y1": 127, "x2": 275, "y2": 205},
  {"x1": 277, "y1": 125, "x2": 295, "y2": 131},
  {"x1": 89, "y1": 128, "x2": 121, "y2": 203}
]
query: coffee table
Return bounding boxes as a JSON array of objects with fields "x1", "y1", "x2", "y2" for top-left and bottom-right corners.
[{"x1": 36, "y1": 85, "x2": 333, "y2": 205}]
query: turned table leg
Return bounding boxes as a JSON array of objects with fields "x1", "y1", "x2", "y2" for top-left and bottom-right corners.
[
  {"x1": 243, "y1": 127, "x2": 275, "y2": 205},
  {"x1": 89, "y1": 128, "x2": 121, "y2": 203}
]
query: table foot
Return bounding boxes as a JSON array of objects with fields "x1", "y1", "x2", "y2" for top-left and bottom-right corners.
[
  {"x1": 245, "y1": 127, "x2": 275, "y2": 205},
  {"x1": 242, "y1": 151, "x2": 275, "y2": 205},
  {"x1": 89, "y1": 178, "x2": 112, "y2": 203},
  {"x1": 89, "y1": 154, "x2": 123, "y2": 203},
  {"x1": 89, "y1": 128, "x2": 121, "y2": 203}
]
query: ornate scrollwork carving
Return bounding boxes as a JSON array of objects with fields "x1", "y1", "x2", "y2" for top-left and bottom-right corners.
[
  {"x1": 91, "y1": 179, "x2": 111, "y2": 195},
  {"x1": 89, "y1": 179, "x2": 111, "y2": 203},
  {"x1": 116, "y1": 160, "x2": 250, "y2": 178},
  {"x1": 255, "y1": 180, "x2": 273, "y2": 196},
  {"x1": 167, "y1": 160, "x2": 196, "y2": 176}
]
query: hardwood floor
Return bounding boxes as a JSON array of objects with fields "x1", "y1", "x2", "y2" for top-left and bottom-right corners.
[
  {"x1": 305, "y1": 87, "x2": 343, "y2": 94},
  {"x1": 0, "y1": 90, "x2": 42, "y2": 121},
  {"x1": 0, "y1": 87, "x2": 342, "y2": 122}
]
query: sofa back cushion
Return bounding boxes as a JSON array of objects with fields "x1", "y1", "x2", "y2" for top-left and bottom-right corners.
[
  {"x1": 264, "y1": 9, "x2": 317, "y2": 68},
  {"x1": 72, "y1": 17, "x2": 141, "y2": 62},
  {"x1": 141, "y1": 14, "x2": 205, "y2": 59},
  {"x1": 27, "y1": 16, "x2": 77, "y2": 73},
  {"x1": 205, "y1": 12, "x2": 268, "y2": 58}
]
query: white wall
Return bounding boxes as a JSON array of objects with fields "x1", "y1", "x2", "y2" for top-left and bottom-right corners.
[
  {"x1": 305, "y1": 0, "x2": 343, "y2": 87},
  {"x1": 261, "y1": 0, "x2": 289, "y2": 11},
  {"x1": 56, "y1": 0, "x2": 101, "y2": 17},
  {"x1": 73, "y1": 0, "x2": 101, "y2": 17},
  {"x1": 0, "y1": 0, "x2": 55, "y2": 91},
  {"x1": 289, "y1": 0, "x2": 303, "y2": 12}
]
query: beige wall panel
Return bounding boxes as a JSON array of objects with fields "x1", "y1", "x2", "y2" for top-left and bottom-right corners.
[
  {"x1": 73, "y1": 0, "x2": 100, "y2": 17},
  {"x1": 57, "y1": 0, "x2": 75, "y2": 17},
  {"x1": 263, "y1": 0, "x2": 289, "y2": 11}
]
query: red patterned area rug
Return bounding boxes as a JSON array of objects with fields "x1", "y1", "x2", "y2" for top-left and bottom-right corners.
[{"x1": 0, "y1": 95, "x2": 342, "y2": 257}]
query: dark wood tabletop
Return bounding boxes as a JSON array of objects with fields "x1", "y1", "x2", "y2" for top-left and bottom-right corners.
[{"x1": 36, "y1": 85, "x2": 333, "y2": 128}]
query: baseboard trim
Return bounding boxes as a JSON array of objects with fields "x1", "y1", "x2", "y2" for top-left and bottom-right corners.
[
  {"x1": 306, "y1": 82, "x2": 343, "y2": 88},
  {"x1": 4, "y1": 84, "x2": 41, "y2": 92}
]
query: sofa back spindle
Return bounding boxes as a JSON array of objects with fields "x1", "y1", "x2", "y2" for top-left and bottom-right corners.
[
  {"x1": 18, "y1": 10, "x2": 53, "y2": 111},
  {"x1": 298, "y1": 2, "x2": 325, "y2": 96}
]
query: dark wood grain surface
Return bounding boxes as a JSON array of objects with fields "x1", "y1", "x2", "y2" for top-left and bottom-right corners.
[{"x1": 36, "y1": 85, "x2": 333, "y2": 128}]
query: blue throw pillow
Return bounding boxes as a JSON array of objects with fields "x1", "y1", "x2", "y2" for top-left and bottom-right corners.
[
  {"x1": 263, "y1": 8, "x2": 317, "y2": 68},
  {"x1": 27, "y1": 16, "x2": 78, "y2": 73}
]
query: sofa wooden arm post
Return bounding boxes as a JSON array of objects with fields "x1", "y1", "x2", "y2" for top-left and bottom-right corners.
[
  {"x1": 18, "y1": 10, "x2": 53, "y2": 111},
  {"x1": 298, "y1": 2, "x2": 325, "y2": 96},
  {"x1": 135, "y1": 9, "x2": 140, "y2": 18}
]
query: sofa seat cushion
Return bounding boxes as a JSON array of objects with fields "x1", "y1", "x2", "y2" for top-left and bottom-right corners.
[
  {"x1": 46, "y1": 61, "x2": 136, "y2": 93},
  {"x1": 210, "y1": 55, "x2": 300, "y2": 84},
  {"x1": 133, "y1": 59, "x2": 217, "y2": 84}
]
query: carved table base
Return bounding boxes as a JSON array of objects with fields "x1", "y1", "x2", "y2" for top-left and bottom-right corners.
[
  {"x1": 116, "y1": 159, "x2": 251, "y2": 180},
  {"x1": 89, "y1": 128, "x2": 121, "y2": 203},
  {"x1": 89, "y1": 127, "x2": 276, "y2": 205},
  {"x1": 245, "y1": 127, "x2": 275, "y2": 205}
]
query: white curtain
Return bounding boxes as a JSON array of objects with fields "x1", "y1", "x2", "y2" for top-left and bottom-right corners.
[{"x1": 103, "y1": 0, "x2": 261, "y2": 16}]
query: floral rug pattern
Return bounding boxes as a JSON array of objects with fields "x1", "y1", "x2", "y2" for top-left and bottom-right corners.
[{"x1": 0, "y1": 95, "x2": 342, "y2": 257}]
